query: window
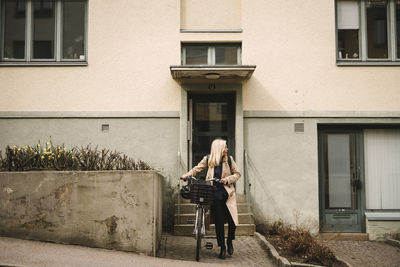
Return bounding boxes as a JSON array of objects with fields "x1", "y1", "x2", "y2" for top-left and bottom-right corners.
[
  {"x1": 336, "y1": 0, "x2": 400, "y2": 64},
  {"x1": 181, "y1": 43, "x2": 241, "y2": 65},
  {"x1": 0, "y1": 0, "x2": 87, "y2": 64},
  {"x1": 364, "y1": 129, "x2": 400, "y2": 209}
]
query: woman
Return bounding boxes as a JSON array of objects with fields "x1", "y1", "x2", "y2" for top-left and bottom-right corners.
[{"x1": 182, "y1": 139, "x2": 241, "y2": 259}]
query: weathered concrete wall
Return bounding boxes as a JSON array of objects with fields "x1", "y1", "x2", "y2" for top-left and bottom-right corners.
[
  {"x1": 366, "y1": 220, "x2": 400, "y2": 241},
  {"x1": 0, "y1": 171, "x2": 163, "y2": 256}
]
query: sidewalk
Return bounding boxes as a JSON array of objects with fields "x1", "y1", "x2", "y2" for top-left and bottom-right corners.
[
  {"x1": 323, "y1": 240, "x2": 400, "y2": 267},
  {"x1": 159, "y1": 234, "x2": 275, "y2": 266},
  {"x1": 0, "y1": 237, "x2": 228, "y2": 267}
]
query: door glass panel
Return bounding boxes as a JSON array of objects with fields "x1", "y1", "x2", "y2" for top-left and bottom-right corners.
[
  {"x1": 366, "y1": 0, "x2": 388, "y2": 59},
  {"x1": 33, "y1": 0, "x2": 55, "y2": 59},
  {"x1": 195, "y1": 102, "x2": 227, "y2": 132},
  {"x1": 3, "y1": 0, "x2": 26, "y2": 59},
  {"x1": 327, "y1": 134, "x2": 352, "y2": 208}
]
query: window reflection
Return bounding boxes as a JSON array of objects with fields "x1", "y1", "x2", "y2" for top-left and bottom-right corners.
[
  {"x1": 216, "y1": 47, "x2": 238, "y2": 64},
  {"x1": 397, "y1": 1, "x2": 400, "y2": 58},
  {"x1": 185, "y1": 47, "x2": 208, "y2": 65},
  {"x1": 33, "y1": 0, "x2": 55, "y2": 59},
  {"x1": 63, "y1": 0, "x2": 85, "y2": 60},
  {"x1": 3, "y1": 0, "x2": 26, "y2": 59},
  {"x1": 366, "y1": 0, "x2": 388, "y2": 59}
]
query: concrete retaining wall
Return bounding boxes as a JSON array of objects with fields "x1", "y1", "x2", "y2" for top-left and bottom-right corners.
[{"x1": 0, "y1": 171, "x2": 163, "y2": 256}]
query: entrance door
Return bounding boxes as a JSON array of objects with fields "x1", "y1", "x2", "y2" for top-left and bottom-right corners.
[
  {"x1": 188, "y1": 93, "x2": 235, "y2": 171},
  {"x1": 318, "y1": 129, "x2": 365, "y2": 232}
]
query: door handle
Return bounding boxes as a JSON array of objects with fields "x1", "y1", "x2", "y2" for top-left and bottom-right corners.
[{"x1": 352, "y1": 179, "x2": 361, "y2": 189}]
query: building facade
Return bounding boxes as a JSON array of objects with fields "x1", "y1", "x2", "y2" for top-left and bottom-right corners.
[{"x1": 0, "y1": 0, "x2": 399, "y2": 239}]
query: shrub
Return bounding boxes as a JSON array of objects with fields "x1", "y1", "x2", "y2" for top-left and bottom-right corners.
[
  {"x1": 265, "y1": 221, "x2": 337, "y2": 266},
  {"x1": 0, "y1": 142, "x2": 152, "y2": 172}
]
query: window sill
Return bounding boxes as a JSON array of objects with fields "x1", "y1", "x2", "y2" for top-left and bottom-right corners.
[
  {"x1": 365, "y1": 212, "x2": 400, "y2": 221},
  {"x1": 0, "y1": 62, "x2": 88, "y2": 67},
  {"x1": 337, "y1": 61, "x2": 400, "y2": 66}
]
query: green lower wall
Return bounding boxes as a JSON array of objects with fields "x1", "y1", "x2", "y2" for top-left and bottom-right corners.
[
  {"x1": 2, "y1": 114, "x2": 400, "y2": 235},
  {"x1": 244, "y1": 118, "x2": 320, "y2": 230},
  {"x1": 0, "y1": 117, "x2": 180, "y2": 231}
]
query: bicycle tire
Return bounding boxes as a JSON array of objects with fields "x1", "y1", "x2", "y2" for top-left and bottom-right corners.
[{"x1": 195, "y1": 207, "x2": 203, "y2": 261}]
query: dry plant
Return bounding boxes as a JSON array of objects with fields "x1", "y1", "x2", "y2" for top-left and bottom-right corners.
[
  {"x1": 0, "y1": 142, "x2": 152, "y2": 172},
  {"x1": 264, "y1": 220, "x2": 339, "y2": 266}
]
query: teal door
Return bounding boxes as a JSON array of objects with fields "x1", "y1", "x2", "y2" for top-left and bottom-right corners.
[
  {"x1": 188, "y1": 93, "x2": 235, "y2": 171},
  {"x1": 318, "y1": 128, "x2": 365, "y2": 232}
]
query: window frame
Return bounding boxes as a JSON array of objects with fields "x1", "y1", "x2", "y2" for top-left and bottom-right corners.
[
  {"x1": 181, "y1": 43, "x2": 242, "y2": 66},
  {"x1": 335, "y1": 0, "x2": 400, "y2": 65},
  {"x1": 0, "y1": 0, "x2": 88, "y2": 66}
]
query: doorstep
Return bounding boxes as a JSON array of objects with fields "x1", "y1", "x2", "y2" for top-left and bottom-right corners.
[{"x1": 318, "y1": 233, "x2": 369, "y2": 241}]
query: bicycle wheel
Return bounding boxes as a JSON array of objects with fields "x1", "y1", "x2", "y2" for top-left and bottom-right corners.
[{"x1": 195, "y1": 207, "x2": 203, "y2": 261}]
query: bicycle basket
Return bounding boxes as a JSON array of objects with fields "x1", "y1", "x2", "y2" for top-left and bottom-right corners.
[
  {"x1": 180, "y1": 185, "x2": 191, "y2": 199},
  {"x1": 189, "y1": 181, "x2": 216, "y2": 205}
]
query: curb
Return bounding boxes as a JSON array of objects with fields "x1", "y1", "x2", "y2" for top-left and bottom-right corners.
[
  {"x1": 254, "y1": 232, "x2": 352, "y2": 267},
  {"x1": 254, "y1": 232, "x2": 291, "y2": 267},
  {"x1": 385, "y1": 238, "x2": 400, "y2": 248}
]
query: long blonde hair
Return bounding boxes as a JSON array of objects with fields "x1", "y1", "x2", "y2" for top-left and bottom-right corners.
[{"x1": 208, "y1": 139, "x2": 226, "y2": 168}]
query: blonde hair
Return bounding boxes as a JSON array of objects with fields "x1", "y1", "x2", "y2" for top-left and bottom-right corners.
[{"x1": 208, "y1": 139, "x2": 226, "y2": 168}]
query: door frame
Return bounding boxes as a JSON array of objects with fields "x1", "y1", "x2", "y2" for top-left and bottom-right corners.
[
  {"x1": 179, "y1": 83, "x2": 244, "y2": 194},
  {"x1": 318, "y1": 126, "x2": 366, "y2": 233}
]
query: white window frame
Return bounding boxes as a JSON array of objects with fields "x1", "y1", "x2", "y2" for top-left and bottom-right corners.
[
  {"x1": 0, "y1": 0, "x2": 88, "y2": 65},
  {"x1": 181, "y1": 43, "x2": 242, "y2": 66},
  {"x1": 335, "y1": 0, "x2": 400, "y2": 65}
]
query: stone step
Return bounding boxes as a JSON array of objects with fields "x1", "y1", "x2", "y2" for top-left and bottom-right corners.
[
  {"x1": 318, "y1": 233, "x2": 369, "y2": 241},
  {"x1": 174, "y1": 223, "x2": 256, "y2": 236},
  {"x1": 175, "y1": 213, "x2": 254, "y2": 225},
  {"x1": 175, "y1": 203, "x2": 249, "y2": 214}
]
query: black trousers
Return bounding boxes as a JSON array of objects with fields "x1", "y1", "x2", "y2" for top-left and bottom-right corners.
[{"x1": 212, "y1": 199, "x2": 236, "y2": 247}]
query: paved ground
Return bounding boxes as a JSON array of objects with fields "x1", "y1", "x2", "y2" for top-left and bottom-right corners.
[
  {"x1": 158, "y1": 234, "x2": 275, "y2": 266},
  {"x1": 0, "y1": 237, "x2": 231, "y2": 267},
  {"x1": 323, "y1": 240, "x2": 400, "y2": 267}
]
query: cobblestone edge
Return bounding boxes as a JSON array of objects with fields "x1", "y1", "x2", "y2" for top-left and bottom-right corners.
[
  {"x1": 254, "y1": 232, "x2": 352, "y2": 267},
  {"x1": 254, "y1": 232, "x2": 291, "y2": 267},
  {"x1": 385, "y1": 239, "x2": 400, "y2": 248}
]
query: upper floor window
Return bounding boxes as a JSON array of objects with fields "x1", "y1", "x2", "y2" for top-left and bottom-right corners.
[
  {"x1": 336, "y1": 0, "x2": 400, "y2": 64},
  {"x1": 181, "y1": 43, "x2": 242, "y2": 65},
  {"x1": 0, "y1": 0, "x2": 87, "y2": 64}
]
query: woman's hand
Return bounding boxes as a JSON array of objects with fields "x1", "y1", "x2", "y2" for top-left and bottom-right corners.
[
  {"x1": 181, "y1": 174, "x2": 189, "y2": 181},
  {"x1": 221, "y1": 177, "x2": 229, "y2": 184}
]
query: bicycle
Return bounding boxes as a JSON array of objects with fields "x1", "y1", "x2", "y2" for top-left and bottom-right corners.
[{"x1": 180, "y1": 176, "x2": 222, "y2": 261}]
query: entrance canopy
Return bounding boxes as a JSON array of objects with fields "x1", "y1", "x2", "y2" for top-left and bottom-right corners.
[{"x1": 170, "y1": 65, "x2": 256, "y2": 80}]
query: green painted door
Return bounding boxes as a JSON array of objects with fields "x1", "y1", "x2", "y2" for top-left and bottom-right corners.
[
  {"x1": 318, "y1": 128, "x2": 365, "y2": 232},
  {"x1": 188, "y1": 93, "x2": 235, "y2": 173}
]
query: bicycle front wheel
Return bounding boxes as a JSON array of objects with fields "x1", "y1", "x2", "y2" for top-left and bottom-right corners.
[{"x1": 195, "y1": 207, "x2": 203, "y2": 261}]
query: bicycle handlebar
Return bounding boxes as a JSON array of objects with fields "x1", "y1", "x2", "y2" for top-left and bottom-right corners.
[{"x1": 180, "y1": 176, "x2": 225, "y2": 184}]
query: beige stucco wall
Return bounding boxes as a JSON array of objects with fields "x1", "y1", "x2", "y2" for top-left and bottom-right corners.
[
  {"x1": 0, "y1": 0, "x2": 399, "y2": 112},
  {"x1": 0, "y1": 0, "x2": 181, "y2": 112},
  {"x1": 180, "y1": 0, "x2": 241, "y2": 30},
  {"x1": 241, "y1": 0, "x2": 400, "y2": 111}
]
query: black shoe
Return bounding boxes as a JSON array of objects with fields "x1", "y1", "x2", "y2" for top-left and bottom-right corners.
[
  {"x1": 227, "y1": 239, "x2": 234, "y2": 255},
  {"x1": 218, "y1": 246, "x2": 226, "y2": 259}
]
